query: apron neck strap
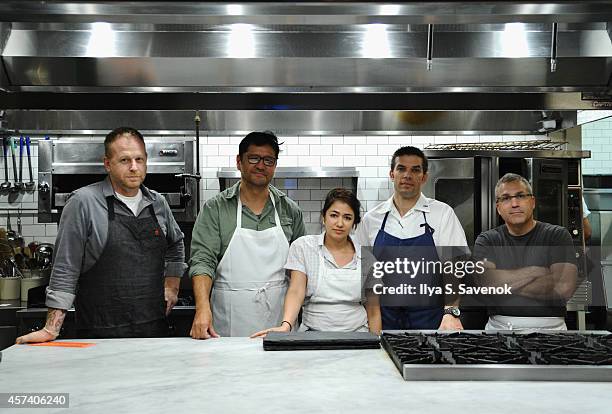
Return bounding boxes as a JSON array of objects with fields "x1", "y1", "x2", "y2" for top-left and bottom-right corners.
[
  {"x1": 236, "y1": 185, "x2": 280, "y2": 229},
  {"x1": 380, "y1": 211, "x2": 390, "y2": 231},
  {"x1": 106, "y1": 196, "x2": 115, "y2": 220},
  {"x1": 419, "y1": 211, "x2": 434, "y2": 234}
]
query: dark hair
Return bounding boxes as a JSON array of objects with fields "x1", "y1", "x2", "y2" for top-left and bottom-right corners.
[
  {"x1": 104, "y1": 127, "x2": 145, "y2": 157},
  {"x1": 321, "y1": 188, "x2": 361, "y2": 228},
  {"x1": 238, "y1": 130, "x2": 282, "y2": 159},
  {"x1": 390, "y1": 146, "x2": 428, "y2": 173}
]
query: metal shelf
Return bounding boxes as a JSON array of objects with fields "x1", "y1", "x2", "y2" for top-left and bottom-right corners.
[
  {"x1": 217, "y1": 167, "x2": 359, "y2": 192},
  {"x1": 217, "y1": 167, "x2": 358, "y2": 179}
]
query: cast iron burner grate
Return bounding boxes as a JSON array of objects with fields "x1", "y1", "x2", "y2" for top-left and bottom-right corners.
[
  {"x1": 383, "y1": 333, "x2": 445, "y2": 364},
  {"x1": 381, "y1": 331, "x2": 612, "y2": 381}
]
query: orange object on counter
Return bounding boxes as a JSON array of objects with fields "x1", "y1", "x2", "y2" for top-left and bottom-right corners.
[{"x1": 27, "y1": 342, "x2": 96, "y2": 348}]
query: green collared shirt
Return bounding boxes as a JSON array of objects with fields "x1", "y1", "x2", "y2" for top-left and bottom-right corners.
[{"x1": 189, "y1": 182, "x2": 306, "y2": 279}]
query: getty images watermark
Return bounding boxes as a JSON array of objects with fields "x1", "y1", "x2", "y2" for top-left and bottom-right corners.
[{"x1": 369, "y1": 257, "x2": 513, "y2": 296}]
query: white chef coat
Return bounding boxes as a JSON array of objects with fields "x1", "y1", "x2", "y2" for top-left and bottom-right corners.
[{"x1": 354, "y1": 193, "x2": 469, "y2": 257}]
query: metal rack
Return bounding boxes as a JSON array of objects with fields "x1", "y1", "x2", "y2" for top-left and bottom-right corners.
[{"x1": 425, "y1": 140, "x2": 567, "y2": 151}]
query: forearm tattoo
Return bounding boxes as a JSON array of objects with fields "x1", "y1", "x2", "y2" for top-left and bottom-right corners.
[{"x1": 45, "y1": 308, "x2": 67, "y2": 335}]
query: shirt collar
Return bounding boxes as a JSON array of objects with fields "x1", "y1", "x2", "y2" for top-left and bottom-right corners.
[
  {"x1": 383, "y1": 193, "x2": 431, "y2": 217},
  {"x1": 318, "y1": 231, "x2": 362, "y2": 259},
  {"x1": 223, "y1": 181, "x2": 287, "y2": 200},
  {"x1": 102, "y1": 176, "x2": 153, "y2": 201}
]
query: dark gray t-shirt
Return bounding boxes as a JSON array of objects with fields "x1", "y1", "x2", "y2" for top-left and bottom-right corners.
[{"x1": 473, "y1": 221, "x2": 576, "y2": 317}]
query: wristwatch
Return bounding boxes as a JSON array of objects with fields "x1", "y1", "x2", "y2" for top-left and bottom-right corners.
[{"x1": 443, "y1": 307, "x2": 461, "y2": 318}]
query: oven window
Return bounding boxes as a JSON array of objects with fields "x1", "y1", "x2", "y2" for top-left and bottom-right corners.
[
  {"x1": 434, "y1": 178, "x2": 474, "y2": 245},
  {"x1": 535, "y1": 179, "x2": 562, "y2": 225}
]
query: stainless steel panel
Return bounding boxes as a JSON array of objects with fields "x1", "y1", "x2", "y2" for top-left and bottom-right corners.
[
  {"x1": 5, "y1": 30, "x2": 612, "y2": 59},
  {"x1": 44, "y1": 140, "x2": 189, "y2": 173},
  {"x1": 422, "y1": 158, "x2": 475, "y2": 245},
  {"x1": 401, "y1": 364, "x2": 612, "y2": 382},
  {"x1": 1, "y1": 2, "x2": 612, "y2": 25},
  {"x1": 1, "y1": 22, "x2": 611, "y2": 92},
  {"x1": 0, "y1": 22, "x2": 12, "y2": 92},
  {"x1": 603, "y1": 262, "x2": 612, "y2": 309},
  {"x1": 5, "y1": 57, "x2": 611, "y2": 91},
  {"x1": 584, "y1": 189, "x2": 612, "y2": 211},
  {"x1": 217, "y1": 167, "x2": 359, "y2": 179},
  {"x1": 54, "y1": 142, "x2": 104, "y2": 164},
  {"x1": 6, "y1": 110, "x2": 579, "y2": 135}
]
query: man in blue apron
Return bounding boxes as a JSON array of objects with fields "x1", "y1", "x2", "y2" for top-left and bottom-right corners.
[
  {"x1": 16, "y1": 127, "x2": 186, "y2": 343},
  {"x1": 356, "y1": 146, "x2": 469, "y2": 330},
  {"x1": 189, "y1": 131, "x2": 306, "y2": 338}
]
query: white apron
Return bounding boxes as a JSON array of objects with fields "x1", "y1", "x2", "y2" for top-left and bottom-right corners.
[
  {"x1": 212, "y1": 190, "x2": 289, "y2": 336},
  {"x1": 300, "y1": 247, "x2": 368, "y2": 332},
  {"x1": 485, "y1": 315, "x2": 567, "y2": 333}
]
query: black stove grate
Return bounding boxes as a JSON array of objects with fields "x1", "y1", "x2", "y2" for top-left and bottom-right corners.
[
  {"x1": 382, "y1": 332, "x2": 612, "y2": 367},
  {"x1": 383, "y1": 333, "x2": 447, "y2": 364}
]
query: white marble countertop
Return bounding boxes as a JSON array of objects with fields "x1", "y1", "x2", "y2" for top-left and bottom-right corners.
[{"x1": 0, "y1": 337, "x2": 611, "y2": 414}]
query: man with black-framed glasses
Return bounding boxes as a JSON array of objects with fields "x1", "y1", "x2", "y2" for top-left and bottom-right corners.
[
  {"x1": 473, "y1": 173, "x2": 578, "y2": 332},
  {"x1": 189, "y1": 131, "x2": 306, "y2": 338}
]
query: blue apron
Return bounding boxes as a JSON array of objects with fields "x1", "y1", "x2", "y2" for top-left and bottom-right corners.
[{"x1": 373, "y1": 210, "x2": 444, "y2": 330}]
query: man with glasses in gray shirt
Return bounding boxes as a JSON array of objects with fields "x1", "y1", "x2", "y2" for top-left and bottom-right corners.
[
  {"x1": 16, "y1": 127, "x2": 185, "y2": 342},
  {"x1": 189, "y1": 131, "x2": 305, "y2": 338},
  {"x1": 473, "y1": 173, "x2": 578, "y2": 332}
]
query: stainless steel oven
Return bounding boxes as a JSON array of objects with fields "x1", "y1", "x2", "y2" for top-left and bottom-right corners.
[{"x1": 37, "y1": 138, "x2": 198, "y2": 223}]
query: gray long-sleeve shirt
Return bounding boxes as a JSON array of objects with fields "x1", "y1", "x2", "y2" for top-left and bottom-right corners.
[{"x1": 46, "y1": 177, "x2": 186, "y2": 310}]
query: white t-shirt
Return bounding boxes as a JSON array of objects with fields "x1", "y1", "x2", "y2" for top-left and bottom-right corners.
[
  {"x1": 354, "y1": 193, "x2": 469, "y2": 256},
  {"x1": 115, "y1": 189, "x2": 143, "y2": 216}
]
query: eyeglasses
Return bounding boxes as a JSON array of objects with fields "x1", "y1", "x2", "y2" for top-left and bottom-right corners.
[
  {"x1": 246, "y1": 155, "x2": 277, "y2": 167},
  {"x1": 496, "y1": 193, "x2": 533, "y2": 204}
]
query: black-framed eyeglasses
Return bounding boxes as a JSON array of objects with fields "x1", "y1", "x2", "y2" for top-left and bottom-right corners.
[
  {"x1": 246, "y1": 155, "x2": 277, "y2": 167},
  {"x1": 496, "y1": 193, "x2": 533, "y2": 204}
]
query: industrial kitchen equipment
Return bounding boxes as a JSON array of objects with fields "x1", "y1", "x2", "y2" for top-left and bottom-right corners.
[{"x1": 37, "y1": 138, "x2": 198, "y2": 223}]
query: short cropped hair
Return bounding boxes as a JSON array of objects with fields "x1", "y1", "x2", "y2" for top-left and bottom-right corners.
[
  {"x1": 104, "y1": 127, "x2": 145, "y2": 157},
  {"x1": 495, "y1": 173, "x2": 533, "y2": 197},
  {"x1": 390, "y1": 146, "x2": 428, "y2": 173}
]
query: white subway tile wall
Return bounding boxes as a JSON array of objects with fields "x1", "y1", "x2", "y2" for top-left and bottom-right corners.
[
  {"x1": 0, "y1": 133, "x2": 572, "y2": 245},
  {"x1": 0, "y1": 137, "x2": 57, "y2": 244},
  {"x1": 582, "y1": 118, "x2": 612, "y2": 174}
]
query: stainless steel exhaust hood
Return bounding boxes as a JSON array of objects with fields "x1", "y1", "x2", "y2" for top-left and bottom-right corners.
[{"x1": 0, "y1": 1, "x2": 611, "y2": 134}]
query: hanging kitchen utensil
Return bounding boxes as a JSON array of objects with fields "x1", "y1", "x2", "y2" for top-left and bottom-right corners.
[
  {"x1": 1, "y1": 137, "x2": 10, "y2": 191},
  {"x1": 6, "y1": 209, "x2": 15, "y2": 241},
  {"x1": 28, "y1": 241, "x2": 38, "y2": 254},
  {"x1": 35, "y1": 243, "x2": 54, "y2": 269},
  {"x1": 9, "y1": 137, "x2": 19, "y2": 192},
  {"x1": 25, "y1": 136, "x2": 35, "y2": 190},
  {"x1": 15, "y1": 135, "x2": 25, "y2": 191},
  {"x1": 15, "y1": 209, "x2": 24, "y2": 249}
]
